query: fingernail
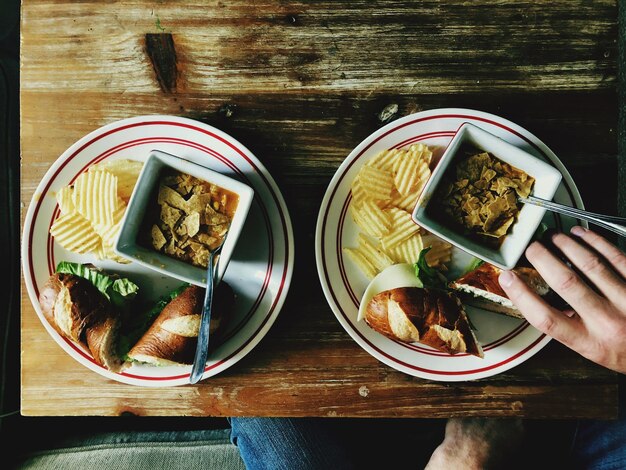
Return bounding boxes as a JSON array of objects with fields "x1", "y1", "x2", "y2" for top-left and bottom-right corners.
[
  {"x1": 525, "y1": 241, "x2": 542, "y2": 257},
  {"x1": 571, "y1": 226, "x2": 587, "y2": 237},
  {"x1": 499, "y1": 270, "x2": 516, "y2": 288}
]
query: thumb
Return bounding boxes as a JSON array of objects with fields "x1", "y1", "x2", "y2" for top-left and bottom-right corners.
[
  {"x1": 498, "y1": 269, "x2": 547, "y2": 316},
  {"x1": 498, "y1": 270, "x2": 580, "y2": 344}
]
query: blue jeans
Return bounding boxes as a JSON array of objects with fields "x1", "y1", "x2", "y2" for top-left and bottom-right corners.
[
  {"x1": 568, "y1": 382, "x2": 626, "y2": 470},
  {"x1": 229, "y1": 418, "x2": 355, "y2": 470},
  {"x1": 230, "y1": 413, "x2": 626, "y2": 470},
  {"x1": 229, "y1": 417, "x2": 446, "y2": 469},
  {"x1": 570, "y1": 418, "x2": 626, "y2": 469}
]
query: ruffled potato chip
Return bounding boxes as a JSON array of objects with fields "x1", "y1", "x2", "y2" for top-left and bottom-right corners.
[
  {"x1": 380, "y1": 208, "x2": 420, "y2": 251},
  {"x1": 50, "y1": 212, "x2": 102, "y2": 254},
  {"x1": 90, "y1": 159, "x2": 143, "y2": 202},
  {"x1": 50, "y1": 161, "x2": 143, "y2": 263},
  {"x1": 353, "y1": 165, "x2": 394, "y2": 201},
  {"x1": 388, "y1": 189, "x2": 419, "y2": 212},
  {"x1": 351, "y1": 200, "x2": 391, "y2": 238},
  {"x1": 356, "y1": 233, "x2": 394, "y2": 273},
  {"x1": 343, "y1": 247, "x2": 378, "y2": 280},
  {"x1": 350, "y1": 177, "x2": 368, "y2": 208},
  {"x1": 345, "y1": 144, "x2": 453, "y2": 280},
  {"x1": 387, "y1": 233, "x2": 424, "y2": 265},
  {"x1": 56, "y1": 186, "x2": 75, "y2": 215},
  {"x1": 366, "y1": 148, "x2": 403, "y2": 172},
  {"x1": 73, "y1": 170, "x2": 118, "y2": 228},
  {"x1": 93, "y1": 199, "x2": 126, "y2": 243}
]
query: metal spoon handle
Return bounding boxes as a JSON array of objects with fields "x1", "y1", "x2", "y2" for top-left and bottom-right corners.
[
  {"x1": 189, "y1": 247, "x2": 221, "y2": 384},
  {"x1": 520, "y1": 196, "x2": 626, "y2": 238}
]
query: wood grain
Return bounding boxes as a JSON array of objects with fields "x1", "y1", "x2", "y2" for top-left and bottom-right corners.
[
  {"x1": 20, "y1": 0, "x2": 620, "y2": 418},
  {"x1": 20, "y1": 297, "x2": 618, "y2": 418},
  {"x1": 20, "y1": 1, "x2": 618, "y2": 93}
]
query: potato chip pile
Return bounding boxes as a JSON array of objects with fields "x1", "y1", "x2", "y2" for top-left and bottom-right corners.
[
  {"x1": 436, "y1": 150, "x2": 535, "y2": 245},
  {"x1": 147, "y1": 171, "x2": 235, "y2": 268},
  {"x1": 344, "y1": 144, "x2": 452, "y2": 279},
  {"x1": 50, "y1": 159, "x2": 144, "y2": 263}
]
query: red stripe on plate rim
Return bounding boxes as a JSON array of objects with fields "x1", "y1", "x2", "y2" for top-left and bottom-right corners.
[
  {"x1": 46, "y1": 137, "x2": 274, "y2": 346},
  {"x1": 320, "y1": 113, "x2": 574, "y2": 376},
  {"x1": 25, "y1": 119, "x2": 292, "y2": 383},
  {"x1": 334, "y1": 132, "x2": 532, "y2": 356}
]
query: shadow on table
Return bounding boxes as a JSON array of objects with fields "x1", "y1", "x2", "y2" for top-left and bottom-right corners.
[{"x1": 3, "y1": 0, "x2": 623, "y2": 468}]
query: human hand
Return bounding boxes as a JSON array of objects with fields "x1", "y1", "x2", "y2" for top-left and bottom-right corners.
[
  {"x1": 424, "y1": 418, "x2": 524, "y2": 470},
  {"x1": 498, "y1": 226, "x2": 626, "y2": 374}
]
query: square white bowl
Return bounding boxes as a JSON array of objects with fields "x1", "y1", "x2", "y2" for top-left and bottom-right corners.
[
  {"x1": 114, "y1": 149, "x2": 254, "y2": 286},
  {"x1": 412, "y1": 122, "x2": 562, "y2": 270}
]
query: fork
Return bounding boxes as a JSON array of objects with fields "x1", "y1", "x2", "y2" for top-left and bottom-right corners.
[
  {"x1": 189, "y1": 234, "x2": 228, "y2": 384},
  {"x1": 519, "y1": 196, "x2": 626, "y2": 238}
]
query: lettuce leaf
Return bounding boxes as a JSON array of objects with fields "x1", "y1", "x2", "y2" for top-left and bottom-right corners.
[
  {"x1": 412, "y1": 250, "x2": 479, "y2": 330},
  {"x1": 55, "y1": 261, "x2": 139, "y2": 308},
  {"x1": 413, "y1": 248, "x2": 447, "y2": 289},
  {"x1": 117, "y1": 283, "x2": 190, "y2": 361}
]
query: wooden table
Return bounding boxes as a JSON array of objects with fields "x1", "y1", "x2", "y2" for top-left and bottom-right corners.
[{"x1": 20, "y1": 0, "x2": 620, "y2": 418}]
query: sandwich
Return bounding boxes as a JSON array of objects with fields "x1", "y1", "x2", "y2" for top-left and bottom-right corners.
[
  {"x1": 126, "y1": 282, "x2": 234, "y2": 366},
  {"x1": 39, "y1": 261, "x2": 235, "y2": 371},
  {"x1": 38, "y1": 262, "x2": 139, "y2": 372},
  {"x1": 448, "y1": 262, "x2": 553, "y2": 319},
  {"x1": 364, "y1": 286, "x2": 483, "y2": 358}
]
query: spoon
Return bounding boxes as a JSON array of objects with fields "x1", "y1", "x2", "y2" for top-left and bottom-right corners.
[
  {"x1": 189, "y1": 229, "x2": 229, "y2": 384},
  {"x1": 519, "y1": 196, "x2": 626, "y2": 238}
]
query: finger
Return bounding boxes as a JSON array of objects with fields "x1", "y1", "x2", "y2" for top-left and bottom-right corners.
[
  {"x1": 550, "y1": 233, "x2": 626, "y2": 303},
  {"x1": 525, "y1": 241, "x2": 607, "y2": 315},
  {"x1": 562, "y1": 309, "x2": 577, "y2": 318},
  {"x1": 498, "y1": 270, "x2": 585, "y2": 350},
  {"x1": 571, "y1": 226, "x2": 626, "y2": 279}
]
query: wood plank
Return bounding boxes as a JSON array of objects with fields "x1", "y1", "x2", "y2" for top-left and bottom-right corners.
[
  {"x1": 21, "y1": 1, "x2": 617, "y2": 94},
  {"x1": 19, "y1": 90, "x2": 618, "y2": 185},
  {"x1": 20, "y1": 0, "x2": 620, "y2": 418},
  {"x1": 21, "y1": 89, "x2": 620, "y2": 238},
  {"x1": 21, "y1": 281, "x2": 618, "y2": 418}
]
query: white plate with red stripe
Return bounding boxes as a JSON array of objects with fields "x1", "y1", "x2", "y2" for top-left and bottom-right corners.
[
  {"x1": 315, "y1": 108, "x2": 582, "y2": 381},
  {"x1": 22, "y1": 115, "x2": 294, "y2": 387}
]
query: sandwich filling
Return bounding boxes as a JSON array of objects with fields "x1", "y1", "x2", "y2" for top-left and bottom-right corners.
[{"x1": 452, "y1": 283, "x2": 515, "y2": 309}]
